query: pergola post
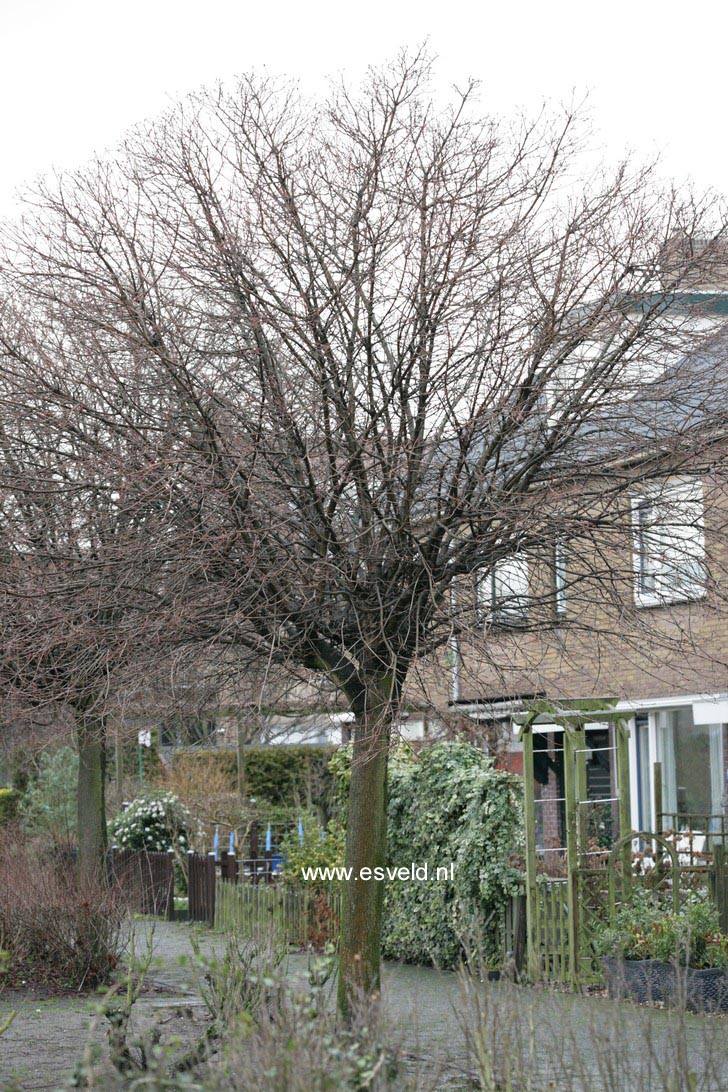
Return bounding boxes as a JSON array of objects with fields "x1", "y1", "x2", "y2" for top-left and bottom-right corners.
[
  {"x1": 522, "y1": 724, "x2": 540, "y2": 981},
  {"x1": 616, "y1": 720, "x2": 633, "y2": 899},
  {"x1": 563, "y1": 728, "x2": 580, "y2": 988}
]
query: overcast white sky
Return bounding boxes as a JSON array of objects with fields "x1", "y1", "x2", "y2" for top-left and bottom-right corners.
[{"x1": 1, "y1": 0, "x2": 726, "y2": 218}]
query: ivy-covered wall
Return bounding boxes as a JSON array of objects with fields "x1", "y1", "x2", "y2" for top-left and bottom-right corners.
[
  {"x1": 328, "y1": 740, "x2": 524, "y2": 968},
  {"x1": 382, "y1": 742, "x2": 523, "y2": 967}
]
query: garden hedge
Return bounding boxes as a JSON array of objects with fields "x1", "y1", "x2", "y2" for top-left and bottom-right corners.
[
  {"x1": 382, "y1": 742, "x2": 524, "y2": 967},
  {"x1": 172, "y1": 744, "x2": 336, "y2": 816}
]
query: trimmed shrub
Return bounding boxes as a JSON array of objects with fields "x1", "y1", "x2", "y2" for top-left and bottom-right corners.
[
  {"x1": 165, "y1": 751, "x2": 243, "y2": 837},
  {"x1": 242, "y1": 745, "x2": 336, "y2": 812},
  {"x1": 171, "y1": 744, "x2": 337, "y2": 815},
  {"x1": 172, "y1": 748, "x2": 237, "y2": 790}
]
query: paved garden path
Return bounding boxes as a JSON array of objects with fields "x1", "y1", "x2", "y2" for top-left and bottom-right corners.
[{"x1": 1, "y1": 920, "x2": 726, "y2": 1090}]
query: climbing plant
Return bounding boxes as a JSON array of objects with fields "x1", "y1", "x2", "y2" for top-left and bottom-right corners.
[{"x1": 330, "y1": 741, "x2": 524, "y2": 968}]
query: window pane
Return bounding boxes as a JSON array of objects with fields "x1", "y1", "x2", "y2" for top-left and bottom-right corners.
[
  {"x1": 636, "y1": 501, "x2": 657, "y2": 593},
  {"x1": 491, "y1": 554, "x2": 529, "y2": 623},
  {"x1": 634, "y1": 481, "x2": 705, "y2": 602},
  {"x1": 658, "y1": 708, "x2": 724, "y2": 828}
]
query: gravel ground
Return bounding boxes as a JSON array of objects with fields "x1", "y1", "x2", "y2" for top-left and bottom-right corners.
[{"x1": 1, "y1": 920, "x2": 726, "y2": 1091}]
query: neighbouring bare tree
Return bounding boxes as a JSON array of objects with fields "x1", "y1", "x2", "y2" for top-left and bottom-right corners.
[
  {"x1": 2, "y1": 51, "x2": 728, "y2": 1007},
  {"x1": 0, "y1": 356, "x2": 195, "y2": 880}
]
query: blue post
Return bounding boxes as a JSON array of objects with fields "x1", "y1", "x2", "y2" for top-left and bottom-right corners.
[
  {"x1": 213, "y1": 826, "x2": 220, "y2": 860},
  {"x1": 298, "y1": 818, "x2": 304, "y2": 846},
  {"x1": 265, "y1": 823, "x2": 272, "y2": 853}
]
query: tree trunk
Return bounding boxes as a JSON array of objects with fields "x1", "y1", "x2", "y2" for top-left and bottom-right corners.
[
  {"x1": 77, "y1": 710, "x2": 108, "y2": 885},
  {"x1": 337, "y1": 680, "x2": 395, "y2": 1018}
]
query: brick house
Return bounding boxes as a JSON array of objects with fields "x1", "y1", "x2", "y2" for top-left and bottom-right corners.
[{"x1": 438, "y1": 293, "x2": 728, "y2": 844}]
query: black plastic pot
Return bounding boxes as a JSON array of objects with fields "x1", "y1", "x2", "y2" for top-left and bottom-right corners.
[
  {"x1": 666, "y1": 965, "x2": 728, "y2": 1014},
  {"x1": 602, "y1": 958, "x2": 728, "y2": 1012},
  {"x1": 601, "y1": 957, "x2": 670, "y2": 1003}
]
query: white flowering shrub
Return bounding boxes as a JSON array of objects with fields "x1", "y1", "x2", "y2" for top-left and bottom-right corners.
[{"x1": 111, "y1": 793, "x2": 191, "y2": 854}]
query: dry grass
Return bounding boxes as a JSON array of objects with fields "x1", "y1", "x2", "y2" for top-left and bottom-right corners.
[{"x1": 458, "y1": 967, "x2": 728, "y2": 1091}]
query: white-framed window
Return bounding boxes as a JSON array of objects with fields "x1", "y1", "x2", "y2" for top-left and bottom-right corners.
[
  {"x1": 479, "y1": 554, "x2": 530, "y2": 627},
  {"x1": 632, "y1": 478, "x2": 706, "y2": 607}
]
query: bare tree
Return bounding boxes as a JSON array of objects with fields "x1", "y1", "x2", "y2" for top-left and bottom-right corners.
[
  {"x1": 0, "y1": 341, "x2": 190, "y2": 879},
  {"x1": 1, "y1": 50, "x2": 727, "y2": 1007}
]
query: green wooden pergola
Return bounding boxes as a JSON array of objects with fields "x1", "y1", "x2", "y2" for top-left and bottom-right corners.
[{"x1": 513, "y1": 698, "x2": 633, "y2": 986}]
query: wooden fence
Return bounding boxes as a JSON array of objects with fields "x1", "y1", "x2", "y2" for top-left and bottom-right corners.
[
  {"x1": 494, "y1": 892, "x2": 527, "y2": 970},
  {"x1": 187, "y1": 851, "x2": 526, "y2": 961},
  {"x1": 215, "y1": 880, "x2": 342, "y2": 946},
  {"x1": 109, "y1": 847, "x2": 175, "y2": 920},
  {"x1": 184, "y1": 849, "x2": 342, "y2": 946},
  {"x1": 532, "y1": 879, "x2": 569, "y2": 981},
  {"x1": 188, "y1": 851, "x2": 217, "y2": 926}
]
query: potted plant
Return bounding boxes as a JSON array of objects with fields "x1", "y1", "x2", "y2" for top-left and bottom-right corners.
[
  {"x1": 594, "y1": 892, "x2": 671, "y2": 1003},
  {"x1": 594, "y1": 893, "x2": 728, "y2": 1012},
  {"x1": 654, "y1": 900, "x2": 728, "y2": 1013}
]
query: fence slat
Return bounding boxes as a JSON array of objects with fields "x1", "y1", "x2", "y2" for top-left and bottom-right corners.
[{"x1": 110, "y1": 847, "x2": 175, "y2": 921}]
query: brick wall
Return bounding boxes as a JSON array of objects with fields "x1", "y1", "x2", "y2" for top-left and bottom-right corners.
[{"x1": 415, "y1": 468, "x2": 728, "y2": 709}]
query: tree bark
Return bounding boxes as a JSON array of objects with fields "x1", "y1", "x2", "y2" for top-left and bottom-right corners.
[
  {"x1": 337, "y1": 680, "x2": 394, "y2": 1018},
  {"x1": 76, "y1": 710, "x2": 108, "y2": 885}
]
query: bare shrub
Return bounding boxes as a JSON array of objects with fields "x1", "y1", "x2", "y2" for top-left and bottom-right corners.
[
  {"x1": 68, "y1": 932, "x2": 442, "y2": 1091},
  {"x1": 164, "y1": 754, "x2": 248, "y2": 848},
  {"x1": 0, "y1": 840, "x2": 126, "y2": 990}
]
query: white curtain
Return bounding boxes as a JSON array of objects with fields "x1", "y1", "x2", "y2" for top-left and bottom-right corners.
[
  {"x1": 709, "y1": 724, "x2": 724, "y2": 825},
  {"x1": 655, "y1": 710, "x2": 677, "y2": 816}
]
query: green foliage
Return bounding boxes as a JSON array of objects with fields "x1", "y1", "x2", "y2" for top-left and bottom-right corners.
[
  {"x1": 327, "y1": 744, "x2": 352, "y2": 818},
  {"x1": 110, "y1": 792, "x2": 191, "y2": 853},
  {"x1": 382, "y1": 742, "x2": 523, "y2": 968},
  {"x1": 0, "y1": 787, "x2": 18, "y2": 826},
  {"x1": 241, "y1": 745, "x2": 337, "y2": 814},
  {"x1": 594, "y1": 891, "x2": 728, "y2": 969},
  {"x1": 327, "y1": 741, "x2": 524, "y2": 968},
  {"x1": 279, "y1": 815, "x2": 346, "y2": 894},
  {"x1": 17, "y1": 745, "x2": 78, "y2": 842},
  {"x1": 9, "y1": 746, "x2": 34, "y2": 794},
  {"x1": 592, "y1": 890, "x2": 669, "y2": 960}
]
